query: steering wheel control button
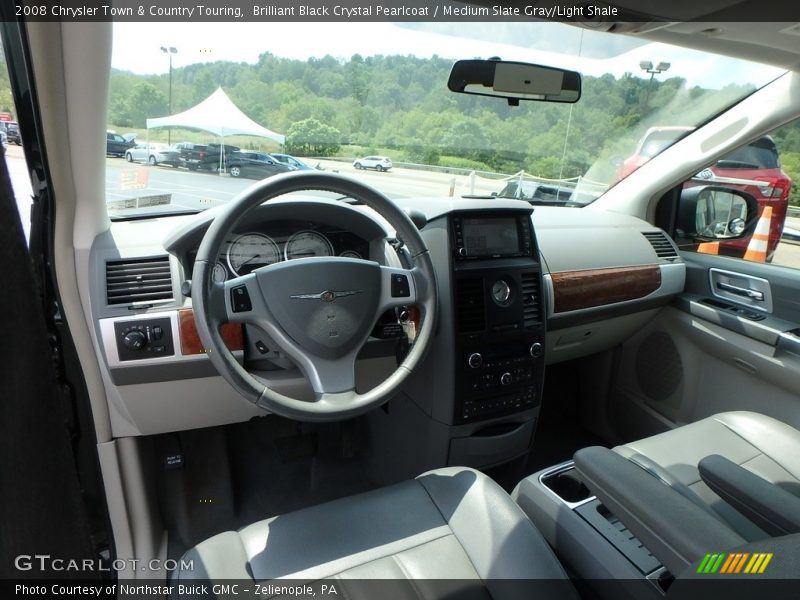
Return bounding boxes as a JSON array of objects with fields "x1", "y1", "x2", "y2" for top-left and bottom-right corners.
[
  {"x1": 114, "y1": 317, "x2": 174, "y2": 361},
  {"x1": 391, "y1": 273, "x2": 411, "y2": 297},
  {"x1": 254, "y1": 340, "x2": 269, "y2": 354},
  {"x1": 231, "y1": 285, "x2": 252, "y2": 312},
  {"x1": 467, "y1": 352, "x2": 483, "y2": 369}
]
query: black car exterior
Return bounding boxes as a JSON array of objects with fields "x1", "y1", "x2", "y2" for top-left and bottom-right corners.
[
  {"x1": 6, "y1": 122, "x2": 21, "y2": 145},
  {"x1": 226, "y1": 151, "x2": 295, "y2": 179},
  {"x1": 106, "y1": 132, "x2": 135, "y2": 157}
]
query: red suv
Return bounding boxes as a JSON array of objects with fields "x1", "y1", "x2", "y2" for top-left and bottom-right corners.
[{"x1": 620, "y1": 128, "x2": 792, "y2": 260}]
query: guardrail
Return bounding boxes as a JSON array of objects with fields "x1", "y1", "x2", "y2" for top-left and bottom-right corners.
[
  {"x1": 311, "y1": 156, "x2": 608, "y2": 193},
  {"x1": 788, "y1": 206, "x2": 800, "y2": 218}
]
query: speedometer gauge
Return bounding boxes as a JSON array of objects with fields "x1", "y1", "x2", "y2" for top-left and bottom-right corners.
[
  {"x1": 227, "y1": 233, "x2": 281, "y2": 275},
  {"x1": 340, "y1": 250, "x2": 362, "y2": 259},
  {"x1": 284, "y1": 230, "x2": 334, "y2": 260}
]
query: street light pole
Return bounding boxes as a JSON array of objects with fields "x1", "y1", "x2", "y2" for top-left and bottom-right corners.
[
  {"x1": 639, "y1": 60, "x2": 670, "y2": 113},
  {"x1": 160, "y1": 46, "x2": 178, "y2": 145}
]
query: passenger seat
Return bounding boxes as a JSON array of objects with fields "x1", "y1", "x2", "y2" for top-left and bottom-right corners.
[{"x1": 614, "y1": 411, "x2": 800, "y2": 541}]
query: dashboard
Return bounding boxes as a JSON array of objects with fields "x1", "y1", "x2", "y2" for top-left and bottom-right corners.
[{"x1": 87, "y1": 196, "x2": 686, "y2": 439}]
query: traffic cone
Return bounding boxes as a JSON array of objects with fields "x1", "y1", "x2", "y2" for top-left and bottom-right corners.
[
  {"x1": 743, "y1": 206, "x2": 773, "y2": 263},
  {"x1": 697, "y1": 241, "x2": 720, "y2": 255}
]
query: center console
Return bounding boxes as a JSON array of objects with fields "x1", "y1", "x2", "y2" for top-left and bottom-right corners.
[
  {"x1": 514, "y1": 462, "x2": 672, "y2": 600},
  {"x1": 450, "y1": 211, "x2": 545, "y2": 424}
]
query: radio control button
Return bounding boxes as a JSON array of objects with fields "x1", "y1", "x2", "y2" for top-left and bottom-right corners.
[{"x1": 467, "y1": 352, "x2": 483, "y2": 369}]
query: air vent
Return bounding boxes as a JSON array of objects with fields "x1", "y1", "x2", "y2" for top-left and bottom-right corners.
[
  {"x1": 642, "y1": 231, "x2": 678, "y2": 259},
  {"x1": 106, "y1": 256, "x2": 174, "y2": 306},
  {"x1": 521, "y1": 272, "x2": 542, "y2": 327},
  {"x1": 455, "y1": 277, "x2": 485, "y2": 333}
]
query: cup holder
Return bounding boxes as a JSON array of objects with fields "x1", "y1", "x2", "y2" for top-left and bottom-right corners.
[{"x1": 541, "y1": 465, "x2": 592, "y2": 504}]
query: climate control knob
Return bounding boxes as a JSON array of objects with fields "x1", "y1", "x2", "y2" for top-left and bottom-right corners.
[
  {"x1": 467, "y1": 353, "x2": 483, "y2": 369},
  {"x1": 500, "y1": 372, "x2": 512, "y2": 386},
  {"x1": 529, "y1": 342, "x2": 543, "y2": 358},
  {"x1": 122, "y1": 330, "x2": 147, "y2": 351}
]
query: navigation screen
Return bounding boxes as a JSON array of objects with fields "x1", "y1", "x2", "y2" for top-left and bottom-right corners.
[{"x1": 462, "y1": 217, "x2": 519, "y2": 256}]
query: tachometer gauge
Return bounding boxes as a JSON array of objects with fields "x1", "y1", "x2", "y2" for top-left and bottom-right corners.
[
  {"x1": 227, "y1": 233, "x2": 281, "y2": 274},
  {"x1": 340, "y1": 250, "x2": 362, "y2": 259},
  {"x1": 212, "y1": 262, "x2": 227, "y2": 283},
  {"x1": 284, "y1": 230, "x2": 334, "y2": 260}
]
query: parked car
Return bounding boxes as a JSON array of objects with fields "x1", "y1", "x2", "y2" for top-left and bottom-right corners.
[
  {"x1": 689, "y1": 136, "x2": 791, "y2": 260},
  {"x1": 226, "y1": 151, "x2": 296, "y2": 178},
  {"x1": 175, "y1": 142, "x2": 242, "y2": 171},
  {"x1": 6, "y1": 121, "x2": 21, "y2": 145},
  {"x1": 618, "y1": 126, "x2": 694, "y2": 180},
  {"x1": 353, "y1": 155, "x2": 392, "y2": 171},
  {"x1": 271, "y1": 153, "x2": 315, "y2": 170},
  {"x1": 495, "y1": 179, "x2": 574, "y2": 203},
  {"x1": 0, "y1": 120, "x2": 20, "y2": 145},
  {"x1": 106, "y1": 131, "x2": 136, "y2": 157},
  {"x1": 173, "y1": 142, "x2": 208, "y2": 170},
  {"x1": 621, "y1": 129, "x2": 792, "y2": 260},
  {"x1": 124, "y1": 143, "x2": 180, "y2": 166},
  {"x1": 0, "y1": 131, "x2": 6, "y2": 155}
]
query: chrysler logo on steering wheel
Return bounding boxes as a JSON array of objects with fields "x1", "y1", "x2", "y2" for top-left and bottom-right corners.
[{"x1": 290, "y1": 289, "x2": 363, "y2": 302}]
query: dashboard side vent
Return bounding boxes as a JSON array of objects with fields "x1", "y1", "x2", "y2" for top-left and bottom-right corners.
[
  {"x1": 642, "y1": 231, "x2": 678, "y2": 259},
  {"x1": 521, "y1": 272, "x2": 542, "y2": 327},
  {"x1": 106, "y1": 256, "x2": 174, "y2": 306},
  {"x1": 455, "y1": 277, "x2": 485, "y2": 333}
]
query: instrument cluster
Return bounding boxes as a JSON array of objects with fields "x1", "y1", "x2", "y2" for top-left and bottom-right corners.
[{"x1": 191, "y1": 220, "x2": 370, "y2": 283}]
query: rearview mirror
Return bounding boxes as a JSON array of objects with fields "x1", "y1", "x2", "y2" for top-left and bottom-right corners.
[
  {"x1": 676, "y1": 186, "x2": 759, "y2": 241},
  {"x1": 448, "y1": 59, "x2": 581, "y2": 105}
]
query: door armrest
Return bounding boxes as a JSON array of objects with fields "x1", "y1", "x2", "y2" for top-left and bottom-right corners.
[{"x1": 698, "y1": 454, "x2": 800, "y2": 537}]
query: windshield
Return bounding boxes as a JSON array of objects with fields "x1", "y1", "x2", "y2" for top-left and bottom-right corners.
[{"x1": 106, "y1": 21, "x2": 784, "y2": 217}]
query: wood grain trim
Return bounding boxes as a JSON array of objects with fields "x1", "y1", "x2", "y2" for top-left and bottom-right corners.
[
  {"x1": 551, "y1": 265, "x2": 661, "y2": 313},
  {"x1": 178, "y1": 308, "x2": 244, "y2": 355}
]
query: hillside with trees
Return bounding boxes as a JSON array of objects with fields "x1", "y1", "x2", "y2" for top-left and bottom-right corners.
[{"x1": 3, "y1": 49, "x2": 799, "y2": 202}]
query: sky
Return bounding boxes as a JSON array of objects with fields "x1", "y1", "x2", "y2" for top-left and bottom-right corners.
[{"x1": 111, "y1": 21, "x2": 785, "y2": 90}]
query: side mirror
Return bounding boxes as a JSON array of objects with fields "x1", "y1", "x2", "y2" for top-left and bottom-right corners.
[
  {"x1": 448, "y1": 59, "x2": 581, "y2": 106},
  {"x1": 676, "y1": 186, "x2": 759, "y2": 241}
]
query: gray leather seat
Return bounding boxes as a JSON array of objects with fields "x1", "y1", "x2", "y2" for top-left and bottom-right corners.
[
  {"x1": 615, "y1": 411, "x2": 800, "y2": 541},
  {"x1": 175, "y1": 467, "x2": 576, "y2": 596}
]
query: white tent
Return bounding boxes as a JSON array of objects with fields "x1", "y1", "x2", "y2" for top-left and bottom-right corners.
[{"x1": 146, "y1": 87, "x2": 284, "y2": 171}]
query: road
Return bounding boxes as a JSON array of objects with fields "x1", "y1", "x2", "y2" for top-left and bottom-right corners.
[
  {"x1": 4, "y1": 145, "x2": 800, "y2": 269},
  {"x1": 103, "y1": 155, "x2": 501, "y2": 211}
]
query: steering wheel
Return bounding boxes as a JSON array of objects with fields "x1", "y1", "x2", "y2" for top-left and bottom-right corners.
[{"x1": 192, "y1": 171, "x2": 438, "y2": 421}]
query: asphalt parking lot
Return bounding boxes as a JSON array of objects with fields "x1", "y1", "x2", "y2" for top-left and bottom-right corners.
[
  {"x1": 5, "y1": 145, "x2": 800, "y2": 268},
  {"x1": 102, "y1": 155, "x2": 499, "y2": 211}
]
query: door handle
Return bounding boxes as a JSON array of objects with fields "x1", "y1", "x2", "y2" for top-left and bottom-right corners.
[{"x1": 716, "y1": 281, "x2": 765, "y2": 301}]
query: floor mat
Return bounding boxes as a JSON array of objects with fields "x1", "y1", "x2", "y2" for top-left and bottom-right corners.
[
  {"x1": 525, "y1": 360, "x2": 608, "y2": 475},
  {"x1": 227, "y1": 417, "x2": 378, "y2": 528}
]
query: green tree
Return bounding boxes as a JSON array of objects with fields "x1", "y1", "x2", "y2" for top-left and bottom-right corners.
[
  {"x1": 125, "y1": 82, "x2": 168, "y2": 128},
  {"x1": 285, "y1": 118, "x2": 341, "y2": 156}
]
